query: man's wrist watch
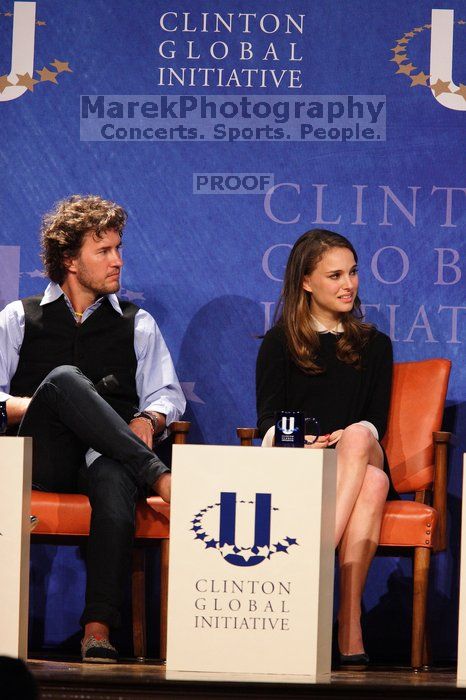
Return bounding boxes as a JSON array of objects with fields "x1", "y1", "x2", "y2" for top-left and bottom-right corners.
[{"x1": 133, "y1": 411, "x2": 159, "y2": 434}]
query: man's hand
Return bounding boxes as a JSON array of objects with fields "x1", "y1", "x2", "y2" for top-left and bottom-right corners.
[
  {"x1": 6, "y1": 396, "x2": 31, "y2": 425},
  {"x1": 154, "y1": 472, "x2": 171, "y2": 503},
  {"x1": 151, "y1": 411, "x2": 166, "y2": 434},
  {"x1": 129, "y1": 417, "x2": 154, "y2": 449}
]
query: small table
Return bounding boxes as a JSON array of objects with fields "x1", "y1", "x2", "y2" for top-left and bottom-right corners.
[
  {"x1": 458, "y1": 455, "x2": 466, "y2": 682},
  {"x1": 0, "y1": 437, "x2": 32, "y2": 659},
  {"x1": 166, "y1": 444, "x2": 337, "y2": 683}
]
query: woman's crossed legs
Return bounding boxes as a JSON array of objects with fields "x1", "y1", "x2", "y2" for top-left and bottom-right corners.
[{"x1": 334, "y1": 424, "x2": 389, "y2": 656}]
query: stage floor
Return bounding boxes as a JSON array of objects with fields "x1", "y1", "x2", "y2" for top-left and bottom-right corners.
[{"x1": 28, "y1": 658, "x2": 466, "y2": 700}]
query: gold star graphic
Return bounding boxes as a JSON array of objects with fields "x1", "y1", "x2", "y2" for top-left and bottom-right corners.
[
  {"x1": 430, "y1": 78, "x2": 451, "y2": 96},
  {"x1": 50, "y1": 59, "x2": 72, "y2": 73},
  {"x1": 391, "y1": 54, "x2": 407, "y2": 65},
  {"x1": 4, "y1": 12, "x2": 13, "y2": 17},
  {"x1": 397, "y1": 63, "x2": 416, "y2": 75},
  {"x1": 455, "y1": 84, "x2": 466, "y2": 100},
  {"x1": 423, "y1": 24, "x2": 431, "y2": 29},
  {"x1": 391, "y1": 45, "x2": 406, "y2": 54},
  {"x1": 0, "y1": 74, "x2": 13, "y2": 93},
  {"x1": 16, "y1": 72, "x2": 39, "y2": 92},
  {"x1": 36, "y1": 67, "x2": 58, "y2": 84},
  {"x1": 413, "y1": 26, "x2": 424, "y2": 32},
  {"x1": 410, "y1": 71, "x2": 430, "y2": 87},
  {"x1": 404, "y1": 32, "x2": 415, "y2": 38},
  {"x1": 36, "y1": 20, "x2": 46, "y2": 26},
  {"x1": 458, "y1": 20, "x2": 466, "y2": 25},
  {"x1": 397, "y1": 38, "x2": 409, "y2": 45}
]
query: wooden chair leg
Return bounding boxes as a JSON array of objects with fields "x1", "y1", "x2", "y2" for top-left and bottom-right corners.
[
  {"x1": 159, "y1": 538, "x2": 169, "y2": 661},
  {"x1": 132, "y1": 547, "x2": 147, "y2": 661},
  {"x1": 412, "y1": 547, "x2": 431, "y2": 670},
  {"x1": 422, "y1": 626, "x2": 431, "y2": 668}
]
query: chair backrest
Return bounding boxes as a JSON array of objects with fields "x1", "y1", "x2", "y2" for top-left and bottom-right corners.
[{"x1": 382, "y1": 359, "x2": 451, "y2": 494}]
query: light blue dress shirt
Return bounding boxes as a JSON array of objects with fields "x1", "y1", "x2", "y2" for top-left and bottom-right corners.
[{"x1": 0, "y1": 282, "x2": 186, "y2": 465}]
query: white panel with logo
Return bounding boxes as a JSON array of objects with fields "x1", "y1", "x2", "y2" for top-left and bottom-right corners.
[
  {"x1": 166, "y1": 444, "x2": 337, "y2": 682},
  {"x1": 0, "y1": 437, "x2": 32, "y2": 659},
  {"x1": 457, "y1": 455, "x2": 466, "y2": 683}
]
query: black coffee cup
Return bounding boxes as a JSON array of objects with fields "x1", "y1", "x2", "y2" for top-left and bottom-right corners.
[{"x1": 274, "y1": 411, "x2": 320, "y2": 448}]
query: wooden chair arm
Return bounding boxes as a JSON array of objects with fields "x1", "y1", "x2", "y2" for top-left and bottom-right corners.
[
  {"x1": 170, "y1": 421, "x2": 191, "y2": 445},
  {"x1": 236, "y1": 427, "x2": 259, "y2": 446},
  {"x1": 432, "y1": 431, "x2": 451, "y2": 552}
]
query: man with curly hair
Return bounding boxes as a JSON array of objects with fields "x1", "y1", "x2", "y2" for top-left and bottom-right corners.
[{"x1": 0, "y1": 195, "x2": 186, "y2": 663}]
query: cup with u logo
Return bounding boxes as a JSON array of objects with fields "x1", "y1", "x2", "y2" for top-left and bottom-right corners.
[{"x1": 274, "y1": 410, "x2": 320, "y2": 448}]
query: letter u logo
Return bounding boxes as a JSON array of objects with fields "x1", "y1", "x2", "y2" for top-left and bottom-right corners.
[
  {"x1": 280, "y1": 417, "x2": 295, "y2": 435},
  {"x1": 219, "y1": 492, "x2": 271, "y2": 567},
  {"x1": 0, "y1": 2, "x2": 36, "y2": 103},
  {"x1": 430, "y1": 9, "x2": 466, "y2": 111}
]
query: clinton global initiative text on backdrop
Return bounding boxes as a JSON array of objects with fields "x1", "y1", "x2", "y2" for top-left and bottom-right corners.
[
  {"x1": 157, "y1": 11, "x2": 305, "y2": 89},
  {"x1": 260, "y1": 182, "x2": 466, "y2": 344}
]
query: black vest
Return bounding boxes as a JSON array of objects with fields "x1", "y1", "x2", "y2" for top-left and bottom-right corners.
[{"x1": 10, "y1": 294, "x2": 139, "y2": 423}]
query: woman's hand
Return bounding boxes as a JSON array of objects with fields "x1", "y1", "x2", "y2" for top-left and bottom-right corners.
[
  {"x1": 328, "y1": 429, "x2": 344, "y2": 446},
  {"x1": 304, "y1": 434, "x2": 330, "y2": 449}
]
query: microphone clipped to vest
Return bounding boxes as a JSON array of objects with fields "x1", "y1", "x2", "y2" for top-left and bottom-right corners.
[{"x1": 94, "y1": 374, "x2": 120, "y2": 396}]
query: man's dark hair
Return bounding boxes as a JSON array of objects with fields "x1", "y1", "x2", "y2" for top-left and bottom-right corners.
[{"x1": 40, "y1": 194, "x2": 127, "y2": 284}]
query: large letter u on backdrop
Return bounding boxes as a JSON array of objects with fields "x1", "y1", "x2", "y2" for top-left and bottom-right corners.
[
  {"x1": 0, "y1": 2, "x2": 36, "y2": 103},
  {"x1": 430, "y1": 9, "x2": 466, "y2": 112}
]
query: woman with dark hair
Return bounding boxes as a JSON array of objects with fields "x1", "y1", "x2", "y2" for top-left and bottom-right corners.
[{"x1": 256, "y1": 229, "x2": 395, "y2": 666}]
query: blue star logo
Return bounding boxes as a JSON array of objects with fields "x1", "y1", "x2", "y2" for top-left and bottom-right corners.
[
  {"x1": 190, "y1": 497, "x2": 299, "y2": 567},
  {"x1": 275, "y1": 542, "x2": 289, "y2": 553}
]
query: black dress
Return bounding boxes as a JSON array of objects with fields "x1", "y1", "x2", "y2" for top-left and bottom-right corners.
[{"x1": 256, "y1": 324, "x2": 398, "y2": 499}]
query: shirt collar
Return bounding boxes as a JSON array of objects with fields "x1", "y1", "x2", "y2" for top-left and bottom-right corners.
[
  {"x1": 40, "y1": 281, "x2": 123, "y2": 316},
  {"x1": 310, "y1": 314, "x2": 344, "y2": 335}
]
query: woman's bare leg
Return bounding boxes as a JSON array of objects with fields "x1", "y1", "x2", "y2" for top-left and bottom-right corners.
[
  {"x1": 334, "y1": 424, "x2": 389, "y2": 655},
  {"x1": 337, "y1": 466, "x2": 389, "y2": 654},
  {"x1": 335, "y1": 424, "x2": 383, "y2": 546}
]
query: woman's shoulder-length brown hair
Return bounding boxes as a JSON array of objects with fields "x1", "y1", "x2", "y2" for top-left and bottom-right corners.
[{"x1": 274, "y1": 228, "x2": 375, "y2": 373}]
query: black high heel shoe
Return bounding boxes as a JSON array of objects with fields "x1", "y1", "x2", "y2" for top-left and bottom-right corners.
[{"x1": 339, "y1": 652, "x2": 369, "y2": 667}]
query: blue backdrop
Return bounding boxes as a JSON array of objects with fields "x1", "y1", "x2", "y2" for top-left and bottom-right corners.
[{"x1": 0, "y1": 0, "x2": 465, "y2": 661}]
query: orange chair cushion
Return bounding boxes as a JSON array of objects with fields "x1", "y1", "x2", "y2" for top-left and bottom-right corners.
[
  {"x1": 31, "y1": 491, "x2": 170, "y2": 538},
  {"x1": 379, "y1": 500, "x2": 438, "y2": 548}
]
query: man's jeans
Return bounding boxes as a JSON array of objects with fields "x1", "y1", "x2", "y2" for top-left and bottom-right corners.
[{"x1": 19, "y1": 365, "x2": 169, "y2": 628}]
